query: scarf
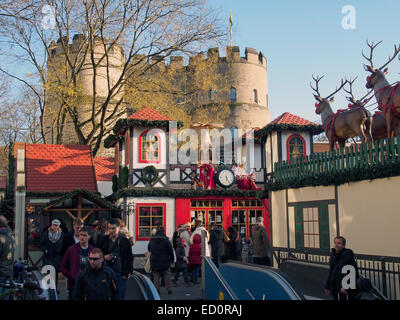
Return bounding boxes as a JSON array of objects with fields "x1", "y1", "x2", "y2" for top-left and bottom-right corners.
[{"x1": 48, "y1": 229, "x2": 61, "y2": 243}]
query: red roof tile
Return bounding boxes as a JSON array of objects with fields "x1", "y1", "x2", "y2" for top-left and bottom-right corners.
[
  {"x1": 25, "y1": 144, "x2": 97, "y2": 193},
  {"x1": 94, "y1": 157, "x2": 115, "y2": 182},
  {"x1": 270, "y1": 112, "x2": 317, "y2": 126},
  {"x1": 129, "y1": 107, "x2": 171, "y2": 121}
]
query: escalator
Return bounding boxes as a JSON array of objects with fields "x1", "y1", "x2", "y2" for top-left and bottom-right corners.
[{"x1": 125, "y1": 271, "x2": 160, "y2": 300}]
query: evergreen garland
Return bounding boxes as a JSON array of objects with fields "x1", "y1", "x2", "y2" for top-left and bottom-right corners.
[
  {"x1": 266, "y1": 162, "x2": 400, "y2": 191},
  {"x1": 255, "y1": 123, "x2": 324, "y2": 138},
  {"x1": 104, "y1": 134, "x2": 122, "y2": 148},
  {"x1": 120, "y1": 167, "x2": 129, "y2": 188},
  {"x1": 112, "y1": 118, "x2": 184, "y2": 135},
  {"x1": 106, "y1": 188, "x2": 268, "y2": 202},
  {"x1": 112, "y1": 175, "x2": 119, "y2": 193},
  {"x1": 141, "y1": 165, "x2": 159, "y2": 184}
]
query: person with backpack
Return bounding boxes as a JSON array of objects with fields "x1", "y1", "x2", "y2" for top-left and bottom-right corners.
[
  {"x1": 172, "y1": 238, "x2": 191, "y2": 287},
  {"x1": 148, "y1": 226, "x2": 175, "y2": 294},
  {"x1": 209, "y1": 223, "x2": 225, "y2": 268},
  {"x1": 227, "y1": 226, "x2": 243, "y2": 261},
  {"x1": 97, "y1": 218, "x2": 133, "y2": 300}
]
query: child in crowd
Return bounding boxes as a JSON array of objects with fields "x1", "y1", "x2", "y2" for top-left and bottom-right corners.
[
  {"x1": 188, "y1": 234, "x2": 202, "y2": 284},
  {"x1": 172, "y1": 238, "x2": 191, "y2": 287}
]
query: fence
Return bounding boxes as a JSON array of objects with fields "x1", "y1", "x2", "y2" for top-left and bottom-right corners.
[
  {"x1": 273, "y1": 136, "x2": 400, "y2": 184},
  {"x1": 273, "y1": 247, "x2": 400, "y2": 300}
]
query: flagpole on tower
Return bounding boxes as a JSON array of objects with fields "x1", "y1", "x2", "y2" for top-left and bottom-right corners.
[{"x1": 229, "y1": 9, "x2": 233, "y2": 46}]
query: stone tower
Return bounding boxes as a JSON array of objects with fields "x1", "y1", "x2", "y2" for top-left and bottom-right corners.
[
  {"x1": 45, "y1": 34, "x2": 125, "y2": 156},
  {"x1": 188, "y1": 46, "x2": 270, "y2": 131}
]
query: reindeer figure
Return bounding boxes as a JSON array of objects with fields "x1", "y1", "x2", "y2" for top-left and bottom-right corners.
[
  {"x1": 363, "y1": 40, "x2": 400, "y2": 140},
  {"x1": 343, "y1": 77, "x2": 373, "y2": 141},
  {"x1": 311, "y1": 75, "x2": 371, "y2": 151}
]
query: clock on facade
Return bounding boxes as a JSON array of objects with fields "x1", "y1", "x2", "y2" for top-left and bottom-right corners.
[{"x1": 216, "y1": 167, "x2": 236, "y2": 188}]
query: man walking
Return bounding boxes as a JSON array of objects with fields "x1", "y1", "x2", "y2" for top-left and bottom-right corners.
[
  {"x1": 0, "y1": 215, "x2": 15, "y2": 300},
  {"x1": 251, "y1": 216, "x2": 271, "y2": 266},
  {"x1": 148, "y1": 226, "x2": 175, "y2": 294},
  {"x1": 97, "y1": 218, "x2": 133, "y2": 300},
  {"x1": 325, "y1": 236, "x2": 359, "y2": 300},
  {"x1": 60, "y1": 226, "x2": 94, "y2": 299},
  {"x1": 62, "y1": 218, "x2": 94, "y2": 257},
  {"x1": 209, "y1": 223, "x2": 225, "y2": 268},
  {"x1": 40, "y1": 219, "x2": 64, "y2": 286},
  {"x1": 72, "y1": 248, "x2": 119, "y2": 300}
]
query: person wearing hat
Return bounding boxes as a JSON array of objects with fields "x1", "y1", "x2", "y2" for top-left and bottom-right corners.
[
  {"x1": 180, "y1": 222, "x2": 192, "y2": 257},
  {"x1": 250, "y1": 216, "x2": 271, "y2": 266},
  {"x1": 40, "y1": 219, "x2": 65, "y2": 288}
]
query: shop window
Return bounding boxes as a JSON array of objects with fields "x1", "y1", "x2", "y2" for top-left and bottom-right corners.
[
  {"x1": 208, "y1": 210, "x2": 223, "y2": 227},
  {"x1": 190, "y1": 200, "x2": 224, "y2": 229},
  {"x1": 287, "y1": 134, "x2": 306, "y2": 162},
  {"x1": 295, "y1": 205, "x2": 329, "y2": 251},
  {"x1": 139, "y1": 130, "x2": 160, "y2": 163},
  {"x1": 232, "y1": 210, "x2": 246, "y2": 239},
  {"x1": 137, "y1": 204, "x2": 165, "y2": 240}
]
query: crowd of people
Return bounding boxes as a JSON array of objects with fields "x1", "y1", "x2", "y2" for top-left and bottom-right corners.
[
  {"x1": 39, "y1": 216, "x2": 133, "y2": 300},
  {"x1": 146, "y1": 217, "x2": 272, "y2": 295}
]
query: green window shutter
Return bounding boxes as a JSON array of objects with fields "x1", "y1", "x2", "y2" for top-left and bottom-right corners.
[
  {"x1": 318, "y1": 205, "x2": 330, "y2": 251},
  {"x1": 295, "y1": 206, "x2": 304, "y2": 249}
]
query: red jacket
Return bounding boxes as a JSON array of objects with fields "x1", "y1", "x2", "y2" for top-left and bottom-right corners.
[
  {"x1": 188, "y1": 234, "x2": 202, "y2": 268},
  {"x1": 60, "y1": 243, "x2": 94, "y2": 290}
]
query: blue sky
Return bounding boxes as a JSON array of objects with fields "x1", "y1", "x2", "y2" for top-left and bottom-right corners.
[{"x1": 214, "y1": 0, "x2": 400, "y2": 123}]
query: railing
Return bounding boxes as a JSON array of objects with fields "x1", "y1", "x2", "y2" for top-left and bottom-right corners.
[
  {"x1": 273, "y1": 247, "x2": 400, "y2": 300},
  {"x1": 273, "y1": 136, "x2": 400, "y2": 185}
]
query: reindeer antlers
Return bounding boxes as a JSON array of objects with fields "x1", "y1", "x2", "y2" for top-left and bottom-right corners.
[
  {"x1": 344, "y1": 76, "x2": 373, "y2": 105},
  {"x1": 310, "y1": 75, "x2": 347, "y2": 100},
  {"x1": 325, "y1": 78, "x2": 347, "y2": 99},
  {"x1": 362, "y1": 40, "x2": 400, "y2": 72},
  {"x1": 362, "y1": 40, "x2": 382, "y2": 72},
  {"x1": 379, "y1": 43, "x2": 400, "y2": 71},
  {"x1": 344, "y1": 77, "x2": 358, "y2": 104},
  {"x1": 310, "y1": 74, "x2": 324, "y2": 98}
]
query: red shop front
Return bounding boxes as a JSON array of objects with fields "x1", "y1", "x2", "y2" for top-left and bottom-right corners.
[{"x1": 176, "y1": 197, "x2": 270, "y2": 241}]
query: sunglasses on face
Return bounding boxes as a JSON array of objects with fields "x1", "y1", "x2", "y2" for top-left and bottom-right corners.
[{"x1": 89, "y1": 257, "x2": 100, "y2": 261}]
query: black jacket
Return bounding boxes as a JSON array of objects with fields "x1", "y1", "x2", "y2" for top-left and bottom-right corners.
[
  {"x1": 148, "y1": 230, "x2": 174, "y2": 271},
  {"x1": 62, "y1": 231, "x2": 95, "y2": 257},
  {"x1": 97, "y1": 234, "x2": 134, "y2": 277},
  {"x1": 72, "y1": 264, "x2": 119, "y2": 300},
  {"x1": 40, "y1": 229, "x2": 64, "y2": 270},
  {"x1": 325, "y1": 248, "x2": 359, "y2": 294},
  {"x1": 209, "y1": 227, "x2": 225, "y2": 258},
  {"x1": 228, "y1": 229, "x2": 243, "y2": 261},
  {"x1": 174, "y1": 243, "x2": 187, "y2": 270}
]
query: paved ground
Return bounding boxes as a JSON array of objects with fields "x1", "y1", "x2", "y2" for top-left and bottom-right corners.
[{"x1": 158, "y1": 277, "x2": 202, "y2": 300}]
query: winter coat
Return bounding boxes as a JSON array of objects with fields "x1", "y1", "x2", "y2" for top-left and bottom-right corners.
[
  {"x1": 174, "y1": 243, "x2": 188, "y2": 270},
  {"x1": 179, "y1": 229, "x2": 191, "y2": 257},
  {"x1": 40, "y1": 229, "x2": 64, "y2": 271},
  {"x1": 190, "y1": 226, "x2": 210, "y2": 257},
  {"x1": 97, "y1": 234, "x2": 134, "y2": 277},
  {"x1": 72, "y1": 264, "x2": 119, "y2": 300},
  {"x1": 228, "y1": 229, "x2": 243, "y2": 261},
  {"x1": 0, "y1": 228, "x2": 15, "y2": 278},
  {"x1": 60, "y1": 243, "x2": 94, "y2": 290},
  {"x1": 251, "y1": 224, "x2": 270, "y2": 258},
  {"x1": 209, "y1": 226, "x2": 225, "y2": 258},
  {"x1": 147, "y1": 230, "x2": 175, "y2": 271},
  {"x1": 188, "y1": 234, "x2": 202, "y2": 269},
  {"x1": 325, "y1": 248, "x2": 359, "y2": 296}
]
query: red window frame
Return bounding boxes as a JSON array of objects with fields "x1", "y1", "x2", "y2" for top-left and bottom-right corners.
[
  {"x1": 286, "y1": 134, "x2": 306, "y2": 163},
  {"x1": 125, "y1": 131, "x2": 129, "y2": 167},
  {"x1": 138, "y1": 130, "x2": 161, "y2": 163},
  {"x1": 135, "y1": 203, "x2": 166, "y2": 241}
]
